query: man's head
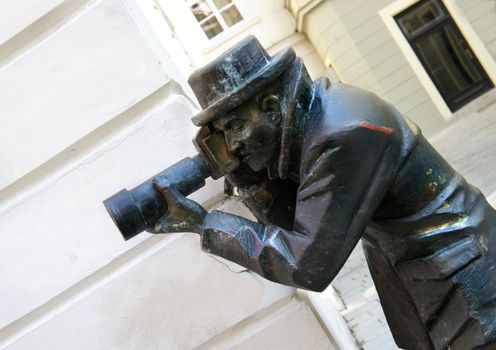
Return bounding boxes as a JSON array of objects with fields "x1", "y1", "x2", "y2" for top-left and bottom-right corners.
[
  {"x1": 211, "y1": 93, "x2": 281, "y2": 171},
  {"x1": 189, "y1": 36, "x2": 312, "y2": 176}
]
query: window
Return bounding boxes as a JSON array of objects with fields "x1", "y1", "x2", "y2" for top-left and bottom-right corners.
[
  {"x1": 395, "y1": 0, "x2": 493, "y2": 111},
  {"x1": 187, "y1": 0, "x2": 243, "y2": 39}
]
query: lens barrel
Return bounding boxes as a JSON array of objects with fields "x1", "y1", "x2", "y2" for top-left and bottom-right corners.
[{"x1": 103, "y1": 155, "x2": 209, "y2": 240}]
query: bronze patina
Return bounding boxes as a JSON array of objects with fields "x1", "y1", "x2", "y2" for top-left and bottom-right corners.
[{"x1": 104, "y1": 36, "x2": 496, "y2": 350}]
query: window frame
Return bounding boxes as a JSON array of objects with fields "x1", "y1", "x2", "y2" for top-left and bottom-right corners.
[
  {"x1": 380, "y1": 0, "x2": 496, "y2": 120},
  {"x1": 186, "y1": 0, "x2": 244, "y2": 40},
  {"x1": 393, "y1": 0, "x2": 494, "y2": 112}
]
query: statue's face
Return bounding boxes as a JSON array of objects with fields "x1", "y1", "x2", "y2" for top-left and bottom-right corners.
[{"x1": 212, "y1": 94, "x2": 281, "y2": 172}]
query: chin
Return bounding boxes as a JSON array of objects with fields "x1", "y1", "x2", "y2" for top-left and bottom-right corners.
[
  {"x1": 246, "y1": 162, "x2": 264, "y2": 172},
  {"x1": 246, "y1": 158, "x2": 268, "y2": 172}
]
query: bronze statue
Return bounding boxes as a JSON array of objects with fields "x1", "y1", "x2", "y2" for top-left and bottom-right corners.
[{"x1": 104, "y1": 36, "x2": 496, "y2": 350}]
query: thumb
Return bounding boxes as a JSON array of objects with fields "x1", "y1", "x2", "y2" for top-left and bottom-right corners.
[{"x1": 152, "y1": 178, "x2": 184, "y2": 210}]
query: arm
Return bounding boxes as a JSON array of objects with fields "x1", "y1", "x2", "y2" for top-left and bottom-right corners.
[
  {"x1": 224, "y1": 163, "x2": 298, "y2": 231},
  {"x1": 201, "y1": 125, "x2": 400, "y2": 292}
]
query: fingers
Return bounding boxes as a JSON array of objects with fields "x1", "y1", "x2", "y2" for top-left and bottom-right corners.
[
  {"x1": 152, "y1": 177, "x2": 171, "y2": 192},
  {"x1": 152, "y1": 178, "x2": 184, "y2": 207},
  {"x1": 147, "y1": 215, "x2": 188, "y2": 234},
  {"x1": 150, "y1": 177, "x2": 207, "y2": 234}
]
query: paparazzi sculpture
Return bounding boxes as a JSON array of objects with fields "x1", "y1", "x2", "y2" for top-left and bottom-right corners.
[{"x1": 104, "y1": 36, "x2": 496, "y2": 350}]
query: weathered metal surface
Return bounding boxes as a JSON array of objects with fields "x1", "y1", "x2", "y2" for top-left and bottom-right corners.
[
  {"x1": 103, "y1": 155, "x2": 209, "y2": 240},
  {"x1": 104, "y1": 36, "x2": 496, "y2": 349}
]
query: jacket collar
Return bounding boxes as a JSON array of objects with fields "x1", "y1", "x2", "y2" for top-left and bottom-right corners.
[{"x1": 267, "y1": 72, "x2": 318, "y2": 182}]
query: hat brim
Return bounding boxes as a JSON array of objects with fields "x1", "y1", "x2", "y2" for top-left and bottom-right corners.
[{"x1": 191, "y1": 48, "x2": 296, "y2": 126}]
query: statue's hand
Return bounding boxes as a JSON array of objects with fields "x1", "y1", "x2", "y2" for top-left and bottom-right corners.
[{"x1": 147, "y1": 178, "x2": 207, "y2": 234}]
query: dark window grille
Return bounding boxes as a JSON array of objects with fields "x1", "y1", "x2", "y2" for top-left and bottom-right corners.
[
  {"x1": 189, "y1": 0, "x2": 243, "y2": 40},
  {"x1": 395, "y1": 0, "x2": 493, "y2": 111}
]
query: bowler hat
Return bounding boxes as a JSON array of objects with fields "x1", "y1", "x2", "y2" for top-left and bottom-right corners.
[{"x1": 189, "y1": 36, "x2": 296, "y2": 126}]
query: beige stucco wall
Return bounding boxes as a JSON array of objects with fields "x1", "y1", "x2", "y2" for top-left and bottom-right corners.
[
  {"x1": 303, "y1": 0, "x2": 454, "y2": 137},
  {"x1": 0, "y1": 1, "x2": 337, "y2": 349},
  {"x1": 455, "y1": 0, "x2": 496, "y2": 60},
  {"x1": 300, "y1": 0, "x2": 496, "y2": 137}
]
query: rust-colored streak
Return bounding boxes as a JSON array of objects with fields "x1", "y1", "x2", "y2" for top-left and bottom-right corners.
[{"x1": 358, "y1": 121, "x2": 394, "y2": 135}]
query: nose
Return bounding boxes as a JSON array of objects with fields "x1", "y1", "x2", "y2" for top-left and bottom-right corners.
[
  {"x1": 231, "y1": 141, "x2": 242, "y2": 153},
  {"x1": 227, "y1": 141, "x2": 244, "y2": 156},
  {"x1": 225, "y1": 132, "x2": 246, "y2": 155}
]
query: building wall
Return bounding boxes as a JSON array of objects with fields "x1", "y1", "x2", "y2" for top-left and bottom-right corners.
[
  {"x1": 0, "y1": 1, "x2": 336, "y2": 348},
  {"x1": 0, "y1": 0, "x2": 169, "y2": 190},
  {"x1": 266, "y1": 32, "x2": 327, "y2": 79},
  {"x1": 456, "y1": 0, "x2": 496, "y2": 60},
  {"x1": 303, "y1": 0, "x2": 453, "y2": 137},
  {"x1": 301, "y1": 0, "x2": 496, "y2": 137},
  {"x1": 155, "y1": 0, "x2": 326, "y2": 79}
]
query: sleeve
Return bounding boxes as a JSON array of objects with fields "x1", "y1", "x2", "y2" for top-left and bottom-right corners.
[
  {"x1": 202, "y1": 124, "x2": 400, "y2": 292},
  {"x1": 224, "y1": 163, "x2": 299, "y2": 231}
]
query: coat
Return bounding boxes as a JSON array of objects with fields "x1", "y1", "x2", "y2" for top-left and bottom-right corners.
[{"x1": 200, "y1": 81, "x2": 496, "y2": 350}]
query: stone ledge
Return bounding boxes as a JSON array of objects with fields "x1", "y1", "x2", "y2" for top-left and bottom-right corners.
[
  {"x1": 0, "y1": 95, "x2": 222, "y2": 329},
  {"x1": 3, "y1": 233, "x2": 294, "y2": 350},
  {"x1": 196, "y1": 297, "x2": 334, "y2": 350}
]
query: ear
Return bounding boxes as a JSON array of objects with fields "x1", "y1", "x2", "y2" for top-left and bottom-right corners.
[{"x1": 259, "y1": 94, "x2": 281, "y2": 124}]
